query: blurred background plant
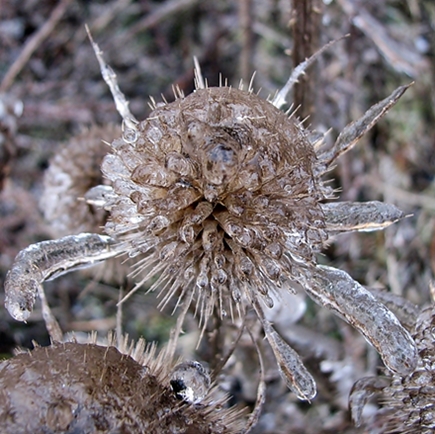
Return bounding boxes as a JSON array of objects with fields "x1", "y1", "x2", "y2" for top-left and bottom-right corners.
[{"x1": 0, "y1": 0, "x2": 434, "y2": 432}]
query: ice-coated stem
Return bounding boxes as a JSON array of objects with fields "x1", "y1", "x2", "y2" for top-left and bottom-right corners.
[
  {"x1": 306, "y1": 265, "x2": 418, "y2": 375},
  {"x1": 321, "y1": 201, "x2": 406, "y2": 233},
  {"x1": 321, "y1": 83, "x2": 412, "y2": 167},
  {"x1": 85, "y1": 25, "x2": 138, "y2": 130},
  {"x1": 251, "y1": 294, "x2": 317, "y2": 401},
  {"x1": 272, "y1": 36, "x2": 347, "y2": 109},
  {"x1": 4, "y1": 233, "x2": 122, "y2": 322}
]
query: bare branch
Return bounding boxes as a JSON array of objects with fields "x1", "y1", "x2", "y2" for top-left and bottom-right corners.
[{"x1": 0, "y1": 0, "x2": 73, "y2": 92}]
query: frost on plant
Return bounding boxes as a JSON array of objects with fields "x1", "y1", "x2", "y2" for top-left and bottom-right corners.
[
  {"x1": 0, "y1": 334, "x2": 243, "y2": 433},
  {"x1": 4, "y1": 37, "x2": 418, "y2": 401},
  {"x1": 350, "y1": 299, "x2": 435, "y2": 434}
]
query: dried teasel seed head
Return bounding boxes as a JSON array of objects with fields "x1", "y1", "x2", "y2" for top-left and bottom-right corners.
[
  {"x1": 40, "y1": 124, "x2": 127, "y2": 283},
  {"x1": 0, "y1": 336, "x2": 244, "y2": 434},
  {"x1": 362, "y1": 305, "x2": 435, "y2": 434},
  {"x1": 40, "y1": 124, "x2": 120, "y2": 237},
  {"x1": 104, "y1": 87, "x2": 330, "y2": 324}
]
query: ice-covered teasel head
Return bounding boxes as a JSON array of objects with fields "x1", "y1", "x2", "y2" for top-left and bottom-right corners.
[
  {"x1": 0, "y1": 334, "x2": 242, "y2": 434},
  {"x1": 349, "y1": 296, "x2": 435, "y2": 433},
  {"x1": 4, "y1": 38, "x2": 418, "y2": 401}
]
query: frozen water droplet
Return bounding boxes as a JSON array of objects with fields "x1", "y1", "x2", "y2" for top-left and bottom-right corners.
[
  {"x1": 203, "y1": 184, "x2": 219, "y2": 202},
  {"x1": 227, "y1": 222, "x2": 242, "y2": 238},
  {"x1": 237, "y1": 255, "x2": 253, "y2": 276},
  {"x1": 179, "y1": 224, "x2": 195, "y2": 244},
  {"x1": 232, "y1": 287, "x2": 242, "y2": 303},
  {"x1": 170, "y1": 361, "x2": 210, "y2": 404},
  {"x1": 214, "y1": 254, "x2": 225, "y2": 269},
  {"x1": 202, "y1": 220, "x2": 219, "y2": 252},
  {"x1": 265, "y1": 242, "x2": 282, "y2": 259},
  {"x1": 240, "y1": 168, "x2": 261, "y2": 191},
  {"x1": 263, "y1": 294, "x2": 274, "y2": 309},
  {"x1": 203, "y1": 143, "x2": 238, "y2": 185},
  {"x1": 148, "y1": 215, "x2": 170, "y2": 233},
  {"x1": 165, "y1": 152, "x2": 196, "y2": 177},
  {"x1": 159, "y1": 241, "x2": 178, "y2": 261},
  {"x1": 84, "y1": 185, "x2": 115, "y2": 208},
  {"x1": 216, "y1": 269, "x2": 227, "y2": 284},
  {"x1": 236, "y1": 227, "x2": 254, "y2": 247},
  {"x1": 101, "y1": 154, "x2": 130, "y2": 181},
  {"x1": 122, "y1": 127, "x2": 138, "y2": 144}
]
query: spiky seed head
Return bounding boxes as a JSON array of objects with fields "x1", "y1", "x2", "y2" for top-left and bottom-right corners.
[
  {"x1": 102, "y1": 87, "x2": 328, "y2": 319},
  {"x1": 40, "y1": 124, "x2": 119, "y2": 236},
  {"x1": 0, "y1": 338, "x2": 243, "y2": 433},
  {"x1": 102, "y1": 87, "x2": 330, "y2": 323},
  {"x1": 374, "y1": 306, "x2": 435, "y2": 434}
]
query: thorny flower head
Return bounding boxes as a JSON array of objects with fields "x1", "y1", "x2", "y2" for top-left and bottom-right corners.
[
  {"x1": 4, "y1": 38, "x2": 418, "y2": 401},
  {"x1": 350, "y1": 294, "x2": 435, "y2": 434},
  {"x1": 0, "y1": 334, "x2": 243, "y2": 433}
]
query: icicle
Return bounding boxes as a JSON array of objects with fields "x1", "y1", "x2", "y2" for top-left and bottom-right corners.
[
  {"x1": 5, "y1": 233, "x2": 123, "y2": 321},
  {"x1": 251, "y1": 295, "x2": 317, "y2": 400},
  {"x1": 307, "y1": 265, "x2": 418, "y2": 375}
]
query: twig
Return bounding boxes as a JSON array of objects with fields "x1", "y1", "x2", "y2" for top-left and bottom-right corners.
[
  {"x1": 115, "y1": 0, "x2": 202, "y2": 46},
  {"x1": 239, "y1": 0, "x2": 254, "y2": 84},
  {"x1": 0, "y1": 0, "x2": 73, "y2": 93},
  {"x1": 272, "y1": 35, "x2": 347, "y2": 109},
  {"x1": 86, "y1": 25, "x2": 138, "y2": 130}
]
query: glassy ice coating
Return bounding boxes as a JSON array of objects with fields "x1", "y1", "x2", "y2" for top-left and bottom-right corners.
[
  {"x1": 3, "y1": 45, "x2": 418, "y2": 401},
  {"x1": 350, "y1": 303, "x2": 435, "y2": 433},
  {"x1": 170, "y1": 361, "x2": 211, "y2": 404},
  {"x1": 102, "y1": 87, "x2": 329, "y2": 321},
  {"x1": 0, "y1": 336, "x2": 243, "y2": 433}
]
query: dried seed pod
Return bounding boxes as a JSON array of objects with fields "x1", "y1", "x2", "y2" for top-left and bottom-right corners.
[
  {"x1": 103, "y1": 87, "x2": 329, "y2": 321},
  {"x1": 350, "y1": 303, "x2": 435, "y2": 434},
  {"x1": 0, "y1": 337, "x2": 243, "y2": 434},
  {"x1": 40, "y1": 124, "x2": 120, "y2": 236}
]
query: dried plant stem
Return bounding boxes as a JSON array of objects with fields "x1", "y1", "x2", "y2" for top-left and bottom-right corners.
[
  {"x1": 239, "y1": 0, "x2": 254, "y2": 84},
  {"x1": 166, "y1": 290, "x2": 195, "y2": 361},
  {"x1": 37, "y1": 284, "x2": 63, "y2": 342},
  {"x1": 290, "y1": 0, "x2": 323, "y2": 122},
  {"x1": 243, "y1": 326, "x2": 267, "y2": 434},
  {"x1": 86, "y1": 25, "x2": 138, "y2": 129},
  {"x1": 0, "y1": 0, "x2": 73, "y2": 92}
]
